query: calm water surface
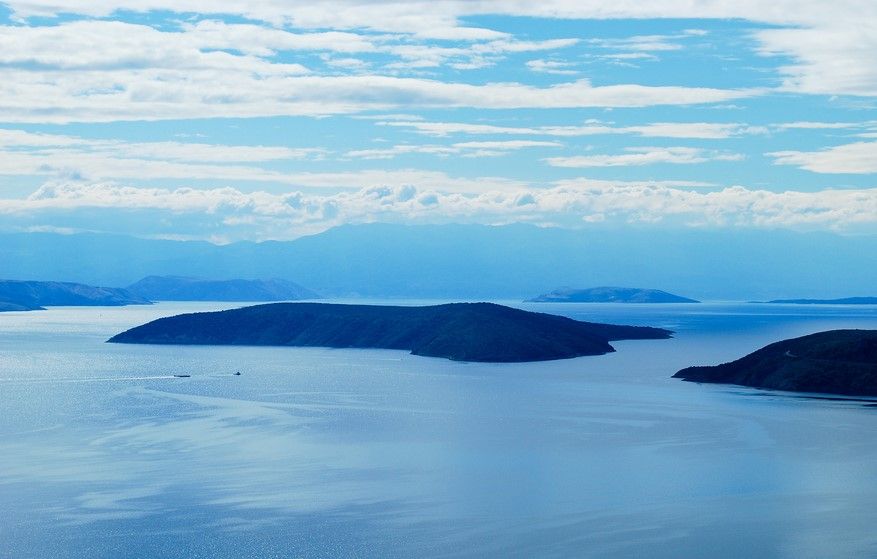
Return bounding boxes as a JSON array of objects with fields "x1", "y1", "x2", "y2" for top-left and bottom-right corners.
[{"x1": 1, "y1": 301, "x2": 876, "y2": 558}]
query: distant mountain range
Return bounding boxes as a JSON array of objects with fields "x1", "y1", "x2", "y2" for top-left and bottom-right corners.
[
  {"x1": 127, "y1": 276, "x2": 318, "y2": 302},
  {"x1": 1, "y1": 224, "x2": 875, "y2": 300},
  {"x1": 762, "y1": 297, "x2": 877, "y2": 305},
  {"x1": 0, "y1": 280, "x2": 150, "y2": 312},
  {"x1": 528, "y1": 286, "x2": 698, "y2": 303},
  {"x1": 108, "y1": 302, "x2": 672, "y2": 363}
]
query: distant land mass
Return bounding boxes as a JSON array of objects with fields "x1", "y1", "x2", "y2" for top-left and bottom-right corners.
[
  {"x1": 674, "y1": 330, "x2": 877, "y2": 396},
  {"x1": 0, "y1": 301, "x2": 42, "y2": 312},
  {"x1": 528, "y1": 286, "x2": 698, "y2": 303},
  {"x1": 0, "y1": 280, "x2": 151, "y2": 312},
  {"x1": 1, "y1": 224, "x2": 875, "y2": 300},
  {"x1": 761, "y1": 297, "x2": 877, "y2": 305},
  {"x1": 108, "y1": 302, "x2": 672, "y2": 363},
  {"x1": 127, "y1": 276, "x2": 318, "y2": 302}
]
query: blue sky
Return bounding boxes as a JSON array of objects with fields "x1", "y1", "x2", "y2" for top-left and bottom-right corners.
[{"x1": 0, "y1": 1, "x2": 875, "y2": 241}]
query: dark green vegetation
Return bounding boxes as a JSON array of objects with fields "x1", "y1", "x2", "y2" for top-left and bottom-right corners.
[
  {"x1": 109, "y1": 302, "x2": 672, "y2": 363},
  {"x1": 674, "y1": 330, "x2": 877, "y2": 396},
  {"x1": 0, "y1": 280, "x2": 150, "y2": 312},
  {"x1": 528, "y1": 286, "x2": 698, "y2": 303},
  {"x1": 127, "y1": 276, "x2": 318, "y2": 302},
  {"x1": 763, "y1": 297, "x2": 877, "y2": 305}
]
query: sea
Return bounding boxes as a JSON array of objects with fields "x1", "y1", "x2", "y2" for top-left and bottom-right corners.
[{"x1": 1, "y1": 301, "x2": 876, "y2": 558}]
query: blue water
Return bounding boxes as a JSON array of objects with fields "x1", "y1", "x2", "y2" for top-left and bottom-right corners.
[{"x1": 1, "y1": 301, "x2": 877, "y2": 558}]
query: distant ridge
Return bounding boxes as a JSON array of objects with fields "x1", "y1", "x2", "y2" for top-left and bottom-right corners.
[
  {"x1": 527, "y1": 286, "x2": 699, "y2": 304},
  {"x1": 0, "y1": 279, "x2": 151, "y2": 312},
  {"x1": 1, "y1": 225, "x2": 874, "y2": 300},
  {"x1": 761, "y1": 297, "x2": 877, "y2": 305},
  {"x1": 127, "y1": 276, "x2": 318, "y2": 302},
  {"x1": 108, "y1": 302, "x2": 672, "y2": 363}
]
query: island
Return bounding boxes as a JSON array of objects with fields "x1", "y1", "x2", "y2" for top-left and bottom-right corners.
[
  {"x1": 674, "y1": 329, "x2": 877, "y2": 396},
  {"x1": 108, "y1": 301, "x2": 672, "y2": 363},
  {"x1": 0, "y1": 280, "x2": 151, "y2": 312},
  {"x1": 761, "y1": 297, "x2": 877, "y2": 305},
  {"x1": 527, "y1": 286, "x2": 699, "y2": 304},
  {"x1": 126, "y1": 276, "x2": 319, "y2": 302}
]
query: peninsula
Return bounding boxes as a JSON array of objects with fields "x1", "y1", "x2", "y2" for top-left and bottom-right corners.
[
  {"x1": 528, "y1": 286, "x2": 699, "y2": 304},
  {"x1": 674, "y1": 329, "x2": 877, "y2": 396},
  {"x1": 761, "y1": 297, "x2": 877, "y2": 305},
  {"x1": 0, "y1": 280, "x2": 151, "y2": 312},
  {"x1": 108, "y1": 302, "x2": 672, "y2": 363},
  {"x1": 127, "y1": 276, "x2": 318, "y2": 302}
]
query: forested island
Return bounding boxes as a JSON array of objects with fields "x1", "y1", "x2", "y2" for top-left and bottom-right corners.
[
  {"x1": 109, "y1": 302, "x2": 672, "y2": 363},
  {"x1": 528, "y1": 286, "x2": 699, "y2": 303},
  {"x1": 674, "y1": 329, "x2": 877, "y2": 396}
]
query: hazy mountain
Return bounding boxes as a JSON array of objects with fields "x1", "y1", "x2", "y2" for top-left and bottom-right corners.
[
  {"x1": 0, "y1": 279, "x2": 150, "y2": 311},
  {"x1": 108, "y1": 302, "x2": 671, "y2": 362},
  {"x1": 0, "y1": 224, "x2": 875, "y2": 300},
  {"x1": 528, "y1": 286, "x2": 699, "y2": 303},
  {"x1": 127, "y1": 276, "x2": 319, "y2": 302}
]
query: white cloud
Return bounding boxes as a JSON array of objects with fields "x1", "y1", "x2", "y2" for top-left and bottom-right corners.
[
  {"x1": 774, "y1": 121, "x2": 861, "y2": 130},
  {"x1": 587, "y1": 32, "x2": 690, "y2": 54},
  {"x1": 380, "y1": 37, "x2": 577, "y2": 70},
  {"x1": 754, "y1": 23, "x2": 877, "y2": 97},
  {"x1": 0, "y1": 129, "x2": 324, "y2": 162},
  {"x1": 344, "y1": 140, "x2": 561, "y2": 159},
  {"x1": 0, "y1": 129, "x2": 330, "y2": 183},
  {"x1": 526, "y1": 59, "x2": 578, "y2": 75},
  {"x1": 627, "y1": 123, "x2": 768, "y2": 139},
  {"x1": 0, "y1": 137, "x2": 533, "y2": 191},
  {"x1": 547, "y1": 147, "x2": 744, "y2": 168},
  {"x1": 768, "y1": 142, "x2": 877, "y2": 173},
  {"x1": 0, "y1": 128, "x2": 562, "y2": 177},
  {"x1": 6, "y1": 1, "x2": 870, "y2": 96},
  {"x1": 0, "y1": 67, "x2": 755, "y2": 124},
  {"x1": 0, "y1": 12, "x2": 762, "y2": 123},
  {"x1": 380, "y1": 120, "x2": 765, "y2": 139},
  {"x1": 182, "y1": 20, "x2": 378, "y2": 55},
  {"x1": 2, "y1": 179, "x2": 873, "y2": 240}
]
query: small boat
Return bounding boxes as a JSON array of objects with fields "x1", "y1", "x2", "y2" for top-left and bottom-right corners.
[
  {"x1": 173, "y1": 374, "x2": 191, "y2": 378},
  {"x1": 233, "y1": 371, "x2": 241, "y2": 376}
]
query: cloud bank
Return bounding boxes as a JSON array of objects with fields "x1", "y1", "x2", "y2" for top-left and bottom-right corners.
[{"x1": 3, "y1": 180, "x2": 873, "y2": 241}]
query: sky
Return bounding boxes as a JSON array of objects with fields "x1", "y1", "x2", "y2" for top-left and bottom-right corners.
[{"x1": 0, "y1": 1, "x2": 875, "y2": 242}]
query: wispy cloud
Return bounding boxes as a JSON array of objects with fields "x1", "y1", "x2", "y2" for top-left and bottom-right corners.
[
  {"x1": 3, "y1": 1, "x2": 875, "y2": 97},
  {"x1": 768, "y1": 141, "x2": 877, "y2": 173},
  {"x1": 0, "y1": 18, "x2": 754, "y2": 123},
  {"x1": 344, "y1": 140, "x2": 561, "y2": 159},
  {"x1": 0, "y1": 129, "x2": 329, "y2": 183},
  {"x1": 546, "y1": 147, "x2": 744, "y2": 168},
  {"x1": 588, "y1": 30, "x2": 703, "y2": 53},
  {"x1": 773, "y1": 121, "x2": 862, "y2": 130},
  {"x1": 526, "y1": 59, "x2": 578, "y2": 75},
  {"x1": 380, "y1": 120, "x2": 766, "y2": 139}
]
